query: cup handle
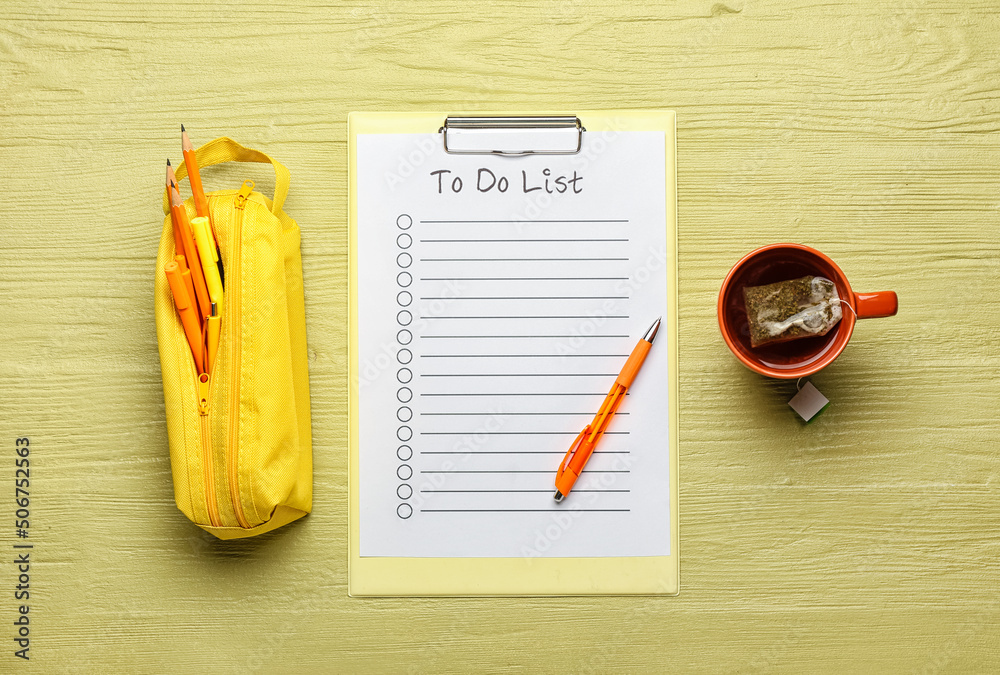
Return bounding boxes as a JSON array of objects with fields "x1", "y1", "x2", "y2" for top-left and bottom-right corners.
[{"x1": 854, "y1": 291, "x2": 898, "y2": 319}]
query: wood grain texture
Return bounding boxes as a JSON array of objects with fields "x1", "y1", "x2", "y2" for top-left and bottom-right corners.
[{"x1": 1, "y1": 0, "x2": 998, "y2": 671}]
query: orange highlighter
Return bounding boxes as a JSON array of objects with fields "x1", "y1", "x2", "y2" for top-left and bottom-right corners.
[
  {"x1": 174, "y1": 254, "x2": 198, "y2": 318},
  {"x1": 554, "y1": 317, "x2": 661, "y2": 502},
  {"x1": 165, "y1": 261, "x2": 206, "y2": 373}
]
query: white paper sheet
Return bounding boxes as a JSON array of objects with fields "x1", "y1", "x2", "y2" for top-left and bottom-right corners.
[{"x1": 357, "y1": 131, "x2": 670, "y2": 557}]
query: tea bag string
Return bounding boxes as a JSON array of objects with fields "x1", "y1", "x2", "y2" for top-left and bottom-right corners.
[
  {"x1": 795, "y1": 299, "x2": 858, "y2": 393},
  {"x1": 832, "y1": 297, "x2": 858, "y2": 319}
]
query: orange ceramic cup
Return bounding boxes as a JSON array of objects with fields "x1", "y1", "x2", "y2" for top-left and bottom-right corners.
[{"x1": 718, "y1": 244, "x2": 898, "y2": 379}]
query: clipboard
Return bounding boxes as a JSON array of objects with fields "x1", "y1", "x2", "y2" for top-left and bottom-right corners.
[{"x1": 348, "y1": 110, "x2": 678, "y2": 596}]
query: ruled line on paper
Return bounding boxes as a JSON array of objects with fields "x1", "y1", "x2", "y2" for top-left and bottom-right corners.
[
  {"x1": 420, "y1": 373, "x2": 619, "y2": 378},
  {"x1": 419, "y1": 431, "x2": 630, "y2": 436},
  {"x1": 419, "y1": 450, "x2": 630, "y2": 455},
  {"x1": 421, "y1": 335, "x2": 630, "y2": 339},
  {"x1": 419, "y1": 354, "x2": 629, "y2": 358},
  {"x1": 419, "y1": 296, "x2": 629, "y2": 300},
  {"x1": 418, "y1": 470, "x2": 631, "y2": 474},
  {"x1": 420, "y1": 277, "x2": 629, "y2": 281},
  {"x1": 419, "y1": 219, "x2": 630, "y2": 224},
  {"x1": 422, "y1": 371, "x2": 619, "y2": 376},
  {"x1": 419, "y1": 316, "x2": 629, "y2": 320},
  {"x1": 421, "y1": 489, "x2": 631, "y2": 493},
  {"x1": 419, "y1": 411, "x2": 630, "y2": 415},
  {"x1": 420, "y1": 509, "x2": 631, "y2": 513},
  {"x1": 420, "y1": 238, "x2": 629, "y2": 243},
  {"x1": 419, "y1": 392, "x2": 630, "y2": 396},
  {"x1": 420, "y1": 257, "x2": 629, "y2": 262}
]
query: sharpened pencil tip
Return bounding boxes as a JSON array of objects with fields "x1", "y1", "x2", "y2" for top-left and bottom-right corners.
[
  {"x1": 180, "y1": 124, "x2": 185, "y2": 132},
  {"x1": 166, "y1": 158, "x2": 171, "y2": 166}
]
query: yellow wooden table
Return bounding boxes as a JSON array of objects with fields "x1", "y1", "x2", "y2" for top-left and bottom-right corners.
[{"x1": 1, "y1": 1, "x2": 998, "y2": 672}]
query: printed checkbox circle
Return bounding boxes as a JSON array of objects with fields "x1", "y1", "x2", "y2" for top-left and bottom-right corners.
[
  {"x1": 396, "y1": 310, "x2": 412, "y2": 326},
  {"x1": 396, "y1": 426, "x2": 412, "y2": 442},
  {"x1": 396, "y1": 233, "x2": 412, "y2": 249},
  {"x1": 396, "y1": 291, "x2": 412, "y2": 307},
  {"x1": 396, "y1": 444, "x2": 413, "y2": 461},
  {"x1": 397, "y1": 464, "x2": 413, "y2": 480},
  {"x1": 396, "y1": 252, "x2": 412, "y2": 268},
  {"x1": 397, "y1": 329, "x2": 412, "y2": 345},
  {"x1": 396, "y1": 367, "x2": 412, "y2": 384},
  {"x1": 397, "y1": 348, "x2": 412, "y2": 365},
  {"x1": 397, "y1": 484, "x2": 413, "y2": 500},
  {"x1": 397, "y1": 406, "x2": 412, "y2": 423},
  {"x1": 397, "y1": 503, "x2": 413, "y2": 519},
  {"x1": 396, "y1": 214, "x2": 413, "y2": 230},
  {"x1": 396, "y1": 271, "x2": 412, "y2": 287},
  {"x1": 397, "y1": 387, "x2": 412, "y2": 403}
]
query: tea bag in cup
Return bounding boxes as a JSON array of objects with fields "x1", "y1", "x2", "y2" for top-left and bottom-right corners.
[{"x1": 743, "y1": 275, "x2": 843, "y2": 348}]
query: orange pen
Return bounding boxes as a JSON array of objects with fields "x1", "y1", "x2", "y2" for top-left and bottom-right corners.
[
  {"x1": 165, "y1": 261, "x2": 206, "y2": 373},
  {"x1": 169, "y1": 181, "x2": 212, "y2": 321},
  {"x1": 554, "y1": 318, "x2": 661, "y2": 502}
]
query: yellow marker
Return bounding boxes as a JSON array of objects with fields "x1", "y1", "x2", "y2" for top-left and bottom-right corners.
[
  {"x1": 191, "y1": 216, "x2": 223, "y2": 313},
  {"x1": 191, "y1": 216, "x2": 224, "y2": 370}
]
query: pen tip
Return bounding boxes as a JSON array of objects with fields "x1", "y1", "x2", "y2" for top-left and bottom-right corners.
[
  {"x1": 643, "y1": 317, "x2": 661, "y2": 344},
  {"x1": 554, "y1": 491, "x2": 564, "y2": 503}
]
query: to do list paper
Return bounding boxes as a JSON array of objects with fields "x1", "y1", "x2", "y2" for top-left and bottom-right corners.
[{"x1": 356, "y1": 131, "x2": 671, "y2": 558}]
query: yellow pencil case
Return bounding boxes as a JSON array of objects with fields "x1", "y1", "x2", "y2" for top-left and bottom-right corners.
[{"x1": 154, "y1": 137, "x2": 312, "y2": 539}]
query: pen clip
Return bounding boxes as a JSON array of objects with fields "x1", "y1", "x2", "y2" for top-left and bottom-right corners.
[
  {"x1": 557, "y1": 425, "x2": 590, "y2": 479},
  {"x1": 200, "y1": 318, "x2": 209, "y2": 373}
]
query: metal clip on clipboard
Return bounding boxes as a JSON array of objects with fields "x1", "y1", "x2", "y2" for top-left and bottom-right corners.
[{"x1": 440, "y1": 116, "x2": 585, "y2": 156}]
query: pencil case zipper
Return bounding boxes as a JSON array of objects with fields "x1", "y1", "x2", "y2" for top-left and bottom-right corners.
[{"x1": 190, "y1": 180, "x2": 255, "y2": 529}]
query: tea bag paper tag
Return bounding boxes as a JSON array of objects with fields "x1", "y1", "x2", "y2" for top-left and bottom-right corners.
[{"x1": 788, "y1": 381, "x2": 829, "y2": 422}]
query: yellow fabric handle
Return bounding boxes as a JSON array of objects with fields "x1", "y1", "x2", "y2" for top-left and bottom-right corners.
[{"x1": 162, "y1": 137, "x2": 290, "y2": 217}]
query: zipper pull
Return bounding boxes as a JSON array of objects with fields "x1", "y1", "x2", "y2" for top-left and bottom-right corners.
[
  {"x1": 197, "y1": 373, "x2": 211, "y2": 415},
  {"x1": 234, "y1": 180, "x2": 254, "y2": 210}
]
